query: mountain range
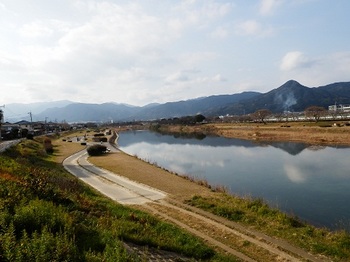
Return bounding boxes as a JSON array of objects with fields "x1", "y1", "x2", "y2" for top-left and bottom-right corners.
[{"x1": 4, "y1": 80, "x2": 350, "y2": 123}]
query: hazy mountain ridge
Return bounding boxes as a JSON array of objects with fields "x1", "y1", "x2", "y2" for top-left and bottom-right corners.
[
  {"x1": 4, "y1": 80, "x2": 350, "y2": 122},
  {"x1": 210, "y1": 80, "x2": 350, "y2": 116},
  {"x1": 4, "y1": 100, "x2": 73, "y2": 122}
]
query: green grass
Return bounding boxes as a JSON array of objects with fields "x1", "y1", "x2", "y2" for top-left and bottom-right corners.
[
  {"x1": 186, "y1": 194, "x2": 350, "y2": 261},
  {"x1": 0, "y1": 139, "x2": 235, "y2": 261}
]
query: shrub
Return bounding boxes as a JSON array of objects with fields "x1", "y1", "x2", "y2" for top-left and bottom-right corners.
[
  {"x1": 87, "y1": 145, "x2": 107, "y2": 156},
  {"x1": 43, "y1": 138, "x2": 54, "y2": 154},
  {"x1": 92, "y1": 137, "x2": 107, "y2": 142},
  {"x1": 13, "y1": 199, "x2": 71, "y2": 235}
]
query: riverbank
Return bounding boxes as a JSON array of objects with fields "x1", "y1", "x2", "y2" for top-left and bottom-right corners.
[
  {"x1": 51, "y1": 129, "x2": 350, "y2": 260},
  {"x1": 154, "y1": 121, "x2": 350, "y2": 146},
  {"x1": 87, "y1": 128, "x2": 349, "y2": 261}
]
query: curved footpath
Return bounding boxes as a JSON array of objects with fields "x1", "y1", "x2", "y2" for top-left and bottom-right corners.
[{"x1": 63, "y1": 147, "x2": 166, "y2": 205}]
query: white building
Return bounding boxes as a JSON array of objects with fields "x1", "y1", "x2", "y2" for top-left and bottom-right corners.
[{"x1": 328, "y1": 104, "x2": 350, "y2": 112}]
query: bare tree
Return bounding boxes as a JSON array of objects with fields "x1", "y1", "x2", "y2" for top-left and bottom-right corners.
[
  {"x1": 253, "y1": 109, "x2": 272, "y2": 124},
  {"x1": 304, "y1": 106, "x2": 326, "y2": 122}
]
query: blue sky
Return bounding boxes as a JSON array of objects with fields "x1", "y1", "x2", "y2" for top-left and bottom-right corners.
[{"x1": 0, "y1": 0, "x2": 349, "y2": 106}]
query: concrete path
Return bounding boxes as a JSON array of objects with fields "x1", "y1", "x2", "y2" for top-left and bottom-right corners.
[
  {"x1": 0, "y1": 139, "x2": 22, "y2": 153},
  {"x1": 63, "y1": 149, "x2": 166, "y2": 205}
]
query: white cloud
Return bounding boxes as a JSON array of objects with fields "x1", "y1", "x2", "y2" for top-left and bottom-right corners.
[
  {"x1": 211, "y1": 26, "x2": 229, "y2": 39},
  {"x1": 181, "y1": 52, "x2": 219, "y2": 68},
  {"x1": 212, "y1": 74, "x2": 227, "y2": 82},
  {"x1": 20, "y1": 21, "x2": 53, "y2": 38},
  {"x1": 172, "y1": 1, "x2": 233, "y2": 30},
  {"x1": 260, "y1": 0, "x2": 284, "y2": 15},
  {"x1": 235, "y1": 20, "x2": 273, "y2": 37},
  {"x1": 280, "y1": 51, "x2": 350, "y2": 86},
  {"x1": 280, "y1": 51, "x2": 314, "y2": 71},
  {"x1": 0, "y1": 53, "x2": 25, "y2": 71},
  {"x1": 236, "y1": 20, "x2": 260, "y2": 35},
  {"x1": 165, "y1": 71, "x2": 191, "y2": 84}
]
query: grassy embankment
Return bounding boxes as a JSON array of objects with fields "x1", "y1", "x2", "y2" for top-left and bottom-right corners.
[{"x1": 0, "y1": 134, "x2": 233, "y2": 261}]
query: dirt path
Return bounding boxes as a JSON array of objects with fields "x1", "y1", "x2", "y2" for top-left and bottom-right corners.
[{"x1": 136, "y1": 199, "x2": 327, "y2": 262}]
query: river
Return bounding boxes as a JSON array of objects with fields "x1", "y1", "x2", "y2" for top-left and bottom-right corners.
[{"x1": 118, "y1": 130, "x2": 350, "y2": 230}]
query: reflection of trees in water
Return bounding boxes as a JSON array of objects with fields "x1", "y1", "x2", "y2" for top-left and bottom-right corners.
[{"x1": 172, "y1": 132, "x2": 206, "y2": 140}]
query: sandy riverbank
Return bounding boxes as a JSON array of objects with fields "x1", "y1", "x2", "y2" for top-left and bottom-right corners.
[{"x1": 155, "y1": 122, "x2": 350, "y2": 146}]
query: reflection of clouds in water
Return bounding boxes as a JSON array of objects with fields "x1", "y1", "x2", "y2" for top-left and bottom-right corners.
[
  {"x1": 168, "y1": 163, "x2": 187, "y2": 175},
  {"x1": 155, "y1": 143, "x2": 230, "y2": 168},
  {"x1": 283, "y1": 148, "x2": 350, "y2": 183},
  {"x1": 122, "y1": 141, "x2": 280, "y2": 178},
  {"x1": 284, "y1": 164, "x2": 305, "y2": 183},
  {"x1": 124, "y1": 140, "x2": 350, "y2": 186}
]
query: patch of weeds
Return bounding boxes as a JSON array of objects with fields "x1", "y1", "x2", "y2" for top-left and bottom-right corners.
[{"x1": 186, "y1": 194, "x2": 350, "y2": 260}]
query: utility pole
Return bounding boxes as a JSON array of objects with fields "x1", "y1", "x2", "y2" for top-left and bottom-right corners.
[
  {"x1": 28, "y1": 111, "x2": 33, "y2": 134},
  {"x1": 45, "y1": 117, "x2": 48, "y2": 134},
  {"x1": 0, "y1": 105, "x2": 5, "y2": 141}
]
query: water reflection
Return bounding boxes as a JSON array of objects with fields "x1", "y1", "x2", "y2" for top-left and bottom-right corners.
[{"x1": 118, "y1": 130, "x2": 350, "y2": 230}]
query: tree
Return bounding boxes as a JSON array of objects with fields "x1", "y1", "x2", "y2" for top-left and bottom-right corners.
[
  {"x1": 304, "y1": 106, "x2": 326, "y2": 122},
  {"x1": 194, "y1": 114, "x2": 206, "y2": 123},
  {"x1": 87, "y1": 144, "x2": 107, "y2": 156},
  {"x1": 253, "y1": 109, "x2": 272, "y2": 124}
]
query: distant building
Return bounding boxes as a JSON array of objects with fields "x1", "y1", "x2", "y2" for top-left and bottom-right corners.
[
  {"x1": 328, "y1": 104, "x2": 350, "y2": 112},
  {"x1": 16, "y1": 120, "x2": 33, "y2": 132}
]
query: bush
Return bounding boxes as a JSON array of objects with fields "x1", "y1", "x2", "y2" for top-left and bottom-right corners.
[
  {"x1": 43, "y1": 138, "x2": 54, "y2": 154},
  {"x1": 26, "y1": 134, "x2": 34, "y2": 140},
  {"x1": 92, "y1": 137, "x2": 107, "y2": 142},
  {"x1": 87, "y1": 145, "x2": 107, "y2": 156}
]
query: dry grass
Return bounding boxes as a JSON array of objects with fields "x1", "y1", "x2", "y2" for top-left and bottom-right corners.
[
  {"x1": 52, "y1": 133, "x2": 87, "y2": 163},
  {"x1": 89, "y1": 152, "x2": 216, "y2": 201},
  {"x1": 161, "y1": 122, "x2": 350, "y2": 146}
]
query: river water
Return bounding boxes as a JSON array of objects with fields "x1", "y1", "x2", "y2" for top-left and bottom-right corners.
[{"x1": 118, "y1": 130, "x2": 350, "y2": 230}]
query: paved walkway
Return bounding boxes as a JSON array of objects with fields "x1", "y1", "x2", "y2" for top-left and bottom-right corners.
[
  {"x1": 0, "y1": 139, "x2": 22, "y2": 153},
  {"x1": 63, "y1": 149, "x2": 166, "y2": 205}
]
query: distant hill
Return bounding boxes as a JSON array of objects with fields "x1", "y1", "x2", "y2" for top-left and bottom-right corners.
[
  {"x1": 4, "y1": 100, "x2": 73, "y2": 122},
  {"x1": 130, "y1": 92, "x2": 260, "y2": 120},
  {"x1": 37, "y1": 103, "x2": 141, "y2": 123},
  {"x1": 4, "y1": 80, "x2": 350, "y2": 123},
  {"x1": 211, "y1": 80, "x2": 350, "y2": 115}
]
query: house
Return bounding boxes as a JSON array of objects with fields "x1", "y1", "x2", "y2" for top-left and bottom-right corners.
[
  {"x1": 15, "y1": 120, "x2": 33, "y2": 132},
  {"x1": 1, "y1": 122, "x2": 21, "y2": 140}
]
